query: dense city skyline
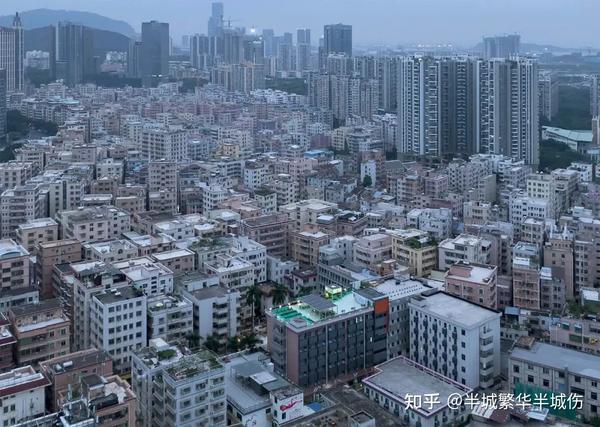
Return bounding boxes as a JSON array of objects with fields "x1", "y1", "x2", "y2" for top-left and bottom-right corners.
[
  {"x1": 0, "y1": 2, "x2": 599, "y2": 427},
  {"x1": 2, "y1": 0, "x2": 600, "y2": 48}
]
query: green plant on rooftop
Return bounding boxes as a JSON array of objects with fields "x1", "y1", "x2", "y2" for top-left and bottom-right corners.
[
  {"x1": 227, "y1": 336, "x2": 240, "y2": 353},
  {"x1": 567, "y1": 300, "x2": 600, "y2": 318},
  {"x1": 406, "y1": 238, "x2": 423, "y2": 249},
  {"x1": 272, "y1": 283, "x2": 288, "y2": 306},
  {"x1": 157, "y1": 349, "x2": 176, "y2": 360},
  {"x1": 240, "y1": 334, "x2": 260, "y2": 352},
  {"x1": 203, "y1": 334, "x2": 221, "y2": 353}
]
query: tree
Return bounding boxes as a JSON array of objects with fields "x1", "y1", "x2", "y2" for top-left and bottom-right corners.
[
  {"x1": 362, "y1": 174, "x2": 372, "y2": 187},
  {"x1": 272, "y1": 283, "x2": 288, "y2": 306},
  {"x1": 227, "y1": 336, "x2": 240, "y2": 353},
  {"x1": 241, "y1": 334, "x2": 260, "y2": 351},
  {"x1": 245, "y1": 284, "x2": 262, "y2": 329},
  {"x1": 203, "y1": 335, "x2": 221, "y2": 353}
]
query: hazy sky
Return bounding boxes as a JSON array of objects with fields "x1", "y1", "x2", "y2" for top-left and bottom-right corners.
[{"x1": 1, "y1": 0, "x2": 598, "y2": 48}]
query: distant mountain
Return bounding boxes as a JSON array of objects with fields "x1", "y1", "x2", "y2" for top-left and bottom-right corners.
[
  {"x1": 0, "y1": 8, "x2": 135, "y2": 38},
  {"x1": 25, "y1": 27, "x2": 130, "y2": 57}
]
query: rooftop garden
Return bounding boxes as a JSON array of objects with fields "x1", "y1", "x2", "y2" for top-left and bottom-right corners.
[
  {"x1": 157, "y1": 349, "x2": 177, "y2": 360},
  {"x1": 406, "y1": 237, "x2": 437, "y2": 249},
  {"x1": 567, "y1": 300, "x2": 600, "y2": 318}
]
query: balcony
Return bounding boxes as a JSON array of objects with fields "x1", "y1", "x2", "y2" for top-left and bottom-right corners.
[
  {"x1": 480, "y1": 338, "x2": 494, "y2": 352},
  {"x1": 480, "y1": 349, "x2": 494, "y2": 363}
]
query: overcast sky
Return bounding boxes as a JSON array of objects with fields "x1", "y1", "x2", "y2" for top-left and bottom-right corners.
[{"x1": 1, "y1": 0, "x2": 598, "y2": 48}]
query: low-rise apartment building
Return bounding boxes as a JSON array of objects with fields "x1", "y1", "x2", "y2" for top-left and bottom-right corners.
[
  {"x1": 444, "y1": 262, "x2": 498, "y2": 309},
  {"x1": 8, "y1": 299, "x2": 70, "y2": 367}
]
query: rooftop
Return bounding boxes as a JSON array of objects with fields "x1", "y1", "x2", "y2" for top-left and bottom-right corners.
[
  {"x1": 241, "y1": 214, "x2": 290, "y2": 227},
  {"x1": 439, "y1": 234, "x2": 489, "y2": 249},
  {"x1": 510, "y1": 342, "x2": 600, "y2": 379},
  {"x1": 270, "y1": 287, "x2": 377, "y2": 328},
  {"x1": 375, "y1": 278, "x2": 430, "y2": 301},
  {"x1": 122, "y1": 231, "x2": 176, "y2": 248},
  {"x1": 10, "y1": 298, "x2": 61, "y2": 317},
  {"x1": 134, "y1": 339, "x2": 184, "y2": 369},
  {"x1": 94, "y1": 287, "x2": 144, "y2": 304},
  {"x1": 152, "y1": 248, "x2": 195, "y2": 261},
  {"x1": 0, "y1": 366, "x2": 50, "y2": 397},
  {"x1": 189, "y1": 286, "x2": 235, "y2": 301},
  {"x1": 363, "y1": 356, "x2": 471, "y2": 418},
  {"x1": 446, "y1": 262, "x2": 497, "y2": 284},
  {"x1": 122, "y1": 262, "x2": 173, "y2": 282},
  {"x1": 38, "y1": 238, "x2": 80, "y2": 249},
  {"x1": 17, "y1": 316, "x2": 69, "y2": 333},
  {"x1": 147, "y1": 294, "x2": 191, "y2": 312},
  {"x1": 409, "y1": 291, "x2": 500, "y2": 328},
  {"x1": 41, "y1": 348, "x2": 112, "y2": 376},
  {"x1": 85, "y1": 239, "x2": 137, "y2": 255},
  {"x1": 542, "y1": 126, "x2": 593, "y2": 143},
  {"x1": 207, "y1": 255, "x2": 254, "y2": 273},
  {"x1": 60, "y1": 205, "x2": 129, "y2": 223},
  {"x1": 581, "y1": 287, "x2": 600, "y2": 303},
  {"x1": 164, "y1": 350, "x2": 222, "y2": 382},
  {"x1": 0, "y1": 239, "x2": 29, "y2": 259},
  {"x1": 224, "y1": 352, "x2": 289, "y2": 414},
  {"x1": 17, "y1": 217, "x2": 58, "y2": 230}
]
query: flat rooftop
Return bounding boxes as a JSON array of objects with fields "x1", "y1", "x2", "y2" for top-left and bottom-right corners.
[
  {"x1": 298, "y1": 230, "x2": 329, "y2": 239},
  {"x1": 409, "y1": 291, "x2": 500, "y2": 328},
  {"x1": 41, "y1": 348, "x2": 112, "y2": 375},
  {"x1": 86, "y1": 239, "x2": 136, "y2": 254},
  {"x1": 241, "y1": 214, "x2": 289, "y2": 227},
  {"x1": 270, "y1": 289, "x2": 371, "y2": 327},
  {"x1": 375, "y1": 278, "x2": 429, "y2": 301},
  {"x1": 134, "y1": 340, "x2": 184, "y2": 369},
  {"x1": 10, "y1": 298, "x2": 61, "y2": 317},
  {"x1": 0, "y1": 239, "x2": 28, "y2": 259},
  {"x1": 95, "y1": 287, "x2": 143, "y2": 304},
  {"x1": 112, "y1": 256, "x2": 154, "y2": 270},
  {"x1": 148, "y1": 294, "x2": 191, "y2": 312},
  {"x1": 439, "y1": 234, "x2": 487, "y2": 249},
  {"x1": 446, "y1": 263, "x2": 496, "y2": 284},
  {"x1": 17, "y1": 316, "x2": 68, "y2": 333},
  {"x1": 38, "y1": 239, "x2": 80, "y2": 249},
  {"x1": 152, "y1": 248, "x2": 195, "y2": 261},
  {"x1": 17, "y1": 217, "x2": 58, "y2": 229},
  {"x1": 122, "y1": 263, "x2": 172, "y2": 281},
  {"x1": 363, "y1": 356, "x2": 471, "y2": 418},
  {"x1": 164, "y1": 350, "x2": 222, "y2": 382},
  {"x1": 189, "y1": 286, "x2": 233, "y2": 300},
  {"x1": 207, "y1": 256, "x2": 253, "y2": 273},
  {"x1": 581, "y1": 287, "x2": 600, "y2": 303},
  {"x1": 224, "y1": 352, "x2": 289, "y2": 414},
  {"x1": 0, "y1": 366, "x2": 50, "y2": 397},
  {"x1": 510, "y1": 342, "x2": 600, "y2": 380},
  {"x1": 123, "y1": 232, "x2": 175, "y2": 247}
]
